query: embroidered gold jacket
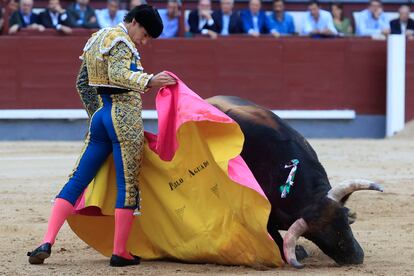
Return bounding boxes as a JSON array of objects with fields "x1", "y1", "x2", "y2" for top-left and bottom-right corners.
[{"x1": 76, "y1": 23, "x2": 153, "y2": 117}]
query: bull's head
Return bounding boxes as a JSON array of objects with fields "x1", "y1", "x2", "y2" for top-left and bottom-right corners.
[{"x1": 283, "y1": 179, "x2": 383, "y2": 269}]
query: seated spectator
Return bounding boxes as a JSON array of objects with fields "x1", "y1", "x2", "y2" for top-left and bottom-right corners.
[
  {"x1": 0, "y1": 8, "x2": 3, "y2": 33},
  {"x1": 331, "y1": 2, "x2": 352, "y2": 35},
  {"x1": 159, "y1": 0, "x2": 180, "y2": 38},
  {"x1": 241, "y1": 0, "x2": 275, "y2": 37},
  {"x1": 9, "y1": 0, "x2": 19, "y2": 13},
  {"x1": 188, "y1": 0, "x2": 216, "y2": 38},
  {"x1": 39, "y1": 0, "x2": 72, "y2": 34},
  {"x1": 268, "y1": 0, "x2": 295, "y2": 36},
  {"x1": 390, "y1": 5, "x2": 414, "y2": 37},
  {"x1": 301, "y1": 0, "x2": 337, "y2": 36},
  {"x1": 66, "y1": 0, "x2": 99, "y2": 29},
  {"x1": 96, "y1": 0, "x2": 126, "y2": 28},
  {"x1": 8, "y1": 0, "x2": 44, "y2": 34},
  {"x1": 2, "y1": 0, "x2": 19, "y2": 33},
  {"x1": 356, "y1": 0, "x2": 389, "y2": 36},
  {"x1": 212, "y1": 0, "x2": 243, "y2": 35},
  {"x1": 129, "y1": 0, "x2": 147, "y2": 11}
]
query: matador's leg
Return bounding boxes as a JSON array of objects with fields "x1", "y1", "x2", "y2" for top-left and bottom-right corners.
[
  {"x1": 28, "y1": 108, "x2": 113, "y2": 264},
  {"x1": 57, "y1": 108, "x2": 113, "y2": 205},
  {"x1": 103, "y1": 93, "x2": 144, "y2": 261}
]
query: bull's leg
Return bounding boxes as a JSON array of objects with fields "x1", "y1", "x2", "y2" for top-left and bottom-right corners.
[{"x1": 267, "y1": 216, "x2": 308, "y2": 262}]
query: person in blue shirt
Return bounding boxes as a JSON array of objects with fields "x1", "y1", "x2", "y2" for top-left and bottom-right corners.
[
  {"x1": 8, "y1": 0, "x2": 44, "y2": 34},
  {"x1": 96, "y1": 0, "x2": 126, "y2": 29},
  {"x1": 356, "y1": 0, "x2": 390, "y2": 36},
  {"x1": 241, "y1": 0, "x2": 276, "y2": 37},
  {"x1": 159, "y1": 0, "x2": 180, "y2": 38},
  {"x1": 301, "y1": 0, "x2": 337, "y2": 36},
  {"x1": 268, "y1": 0, "x2": 295, "y2": 36}
]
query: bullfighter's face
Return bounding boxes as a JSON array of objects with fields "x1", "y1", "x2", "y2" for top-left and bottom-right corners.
[{"x1": 128, "y1": 20, "x2": 151, "y2": 46}]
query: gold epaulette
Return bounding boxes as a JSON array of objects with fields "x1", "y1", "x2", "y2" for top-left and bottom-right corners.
[{"x1": 80, "y1": 25, "x2": 140, "y2": 61}]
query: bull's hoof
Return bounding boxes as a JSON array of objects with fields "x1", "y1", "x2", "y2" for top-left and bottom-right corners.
[{"x1": 295, "y1": 245, "x2": 308, "y2": 261}]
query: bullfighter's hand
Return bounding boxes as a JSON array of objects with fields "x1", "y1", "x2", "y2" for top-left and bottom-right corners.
[{"x1": 148, "y1": 72, "x2": 177, "y2": 89}]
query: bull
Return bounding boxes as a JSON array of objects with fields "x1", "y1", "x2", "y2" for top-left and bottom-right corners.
[{"x1": 206, "y1": 95, "x2": 383, "y2": 268}]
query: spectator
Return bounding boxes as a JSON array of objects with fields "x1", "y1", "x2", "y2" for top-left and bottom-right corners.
[
  {"x1": 129, "y1": 0, "x2": 147, "y2": 11},
  {"x1": 8, "y1": 0, "x2": 44, "y2": 34},
  {"x1": 268, "y1": 0, "x2": 295, "y2": 36},
  {"x1": 2, "y1": 0, "x2": 19, "y2": 33},
  {"x1": 39, "y1": 0, "x2": 72, "y2": 34},
  {"x1": 390, "y1": 5, "x2": 414, "y2": 37},
  {"x1": 0, "y1": 8, "x2": 3, "y2": 33},
  {"x1": 8, "y1": 0, "x2": 19, "y2": 13},
  {"x1": 211, "y1": 0, "x2": 243, "y2": 35},
  {"x1": 301, "y1": 0, "x2": 337, "y2": 36},
  {"x1": 331, "y1": 2, "x2": 352, "y2": 35},
  {"x1": 159, "y1": 0, "x2": 180, "y2": 38},
  {"x1": 188, "y1": 0, "x2": 216, "y2": 38},
  {"x1": 240, "y1": 0, "x2": 275, "y2": 37},
  {"x1": 96, "y1": 0, "x2": 126, "y2": 28},
  {"x1": 356, "y1": 0, "x2": 389, "y2": 36},
  {"x1": 66, "y1": 0, "x2": 99, "y2": 29}
]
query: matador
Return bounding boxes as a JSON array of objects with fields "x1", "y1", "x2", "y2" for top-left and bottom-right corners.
[{"x1": 27, "y1": 5, "x2": 176, "y2": 267}]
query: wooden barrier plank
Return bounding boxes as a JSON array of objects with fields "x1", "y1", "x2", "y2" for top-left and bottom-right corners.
[{"x1": 0, "y1": 36, "x2": 393, "y2": 115}]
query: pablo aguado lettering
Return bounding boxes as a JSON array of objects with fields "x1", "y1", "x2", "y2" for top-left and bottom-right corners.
[{"x1": 169, "y1": 160, "x2": 210, "y2": 191}]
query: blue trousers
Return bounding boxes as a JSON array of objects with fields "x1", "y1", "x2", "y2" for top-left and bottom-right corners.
[{"x1": 57, "y1": 93, "x2": 144, "y2": 209}]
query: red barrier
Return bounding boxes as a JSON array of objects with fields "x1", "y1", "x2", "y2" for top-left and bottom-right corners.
[
  {"x1": 406, "y1": 43, "x2": 414, "y2": 121},
  {"x1": 0, "y1": 34, "x2": 413, "y2": 120}
]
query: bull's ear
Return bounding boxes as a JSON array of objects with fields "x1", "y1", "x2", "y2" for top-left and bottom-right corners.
[{"x1": 347, "y1": 209, "x2": 357, "y2": 225}]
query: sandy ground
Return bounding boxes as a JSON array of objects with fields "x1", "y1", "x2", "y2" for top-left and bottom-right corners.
[{"x1": 1, "y1": 136, "x2": 413, "y2": 276}]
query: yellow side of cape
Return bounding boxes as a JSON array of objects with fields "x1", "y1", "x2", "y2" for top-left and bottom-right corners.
[{"x1": 67, "y1": 121, "x2": 283, "y2": 267}]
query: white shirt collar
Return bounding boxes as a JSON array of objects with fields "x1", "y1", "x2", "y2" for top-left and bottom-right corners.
[{"x1": 119, "y1": 22, "x2": 128, "y2": 34}]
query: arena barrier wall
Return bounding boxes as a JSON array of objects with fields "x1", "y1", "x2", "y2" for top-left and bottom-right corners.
[{"x1": 0, "y1": 33, "x2": 413, "y2": 139}]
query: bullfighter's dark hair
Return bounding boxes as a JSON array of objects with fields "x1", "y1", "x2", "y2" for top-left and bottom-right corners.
[{"x1": 124, "y1": 4, "x2": 164, "y2": 38}]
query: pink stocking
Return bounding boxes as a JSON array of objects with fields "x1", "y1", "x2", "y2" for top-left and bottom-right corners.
[
  {"x1": 42, "y1": 198, "x2": 74, "y2": 245},
  {"x1": 113, "y1": 208, "x2": 135, "y2": 260}
]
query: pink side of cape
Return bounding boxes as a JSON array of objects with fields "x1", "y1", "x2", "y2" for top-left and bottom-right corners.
[
  {"x1": 77, "y1": 72, "x2": 267, "y2": 211},
  {"x1": 146, "y1": 72, "x2": 266, "y2": 198}
]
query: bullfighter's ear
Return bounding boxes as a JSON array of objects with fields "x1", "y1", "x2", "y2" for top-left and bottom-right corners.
[{"x1": 347, "y1": 210, "x2": 357, "y2": 225}]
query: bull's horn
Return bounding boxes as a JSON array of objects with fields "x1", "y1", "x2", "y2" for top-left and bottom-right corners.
[
  {"x1": 283, "y1": 218, "x2": 309, "y2": 269},
  {"x1": 327, "y1": 179, "x2": 384, "y2": 203}
]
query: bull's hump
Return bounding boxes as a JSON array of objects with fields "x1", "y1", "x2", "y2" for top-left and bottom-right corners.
[{"x1": 206, "y1": 96, "x2": 280, "y2": 130}]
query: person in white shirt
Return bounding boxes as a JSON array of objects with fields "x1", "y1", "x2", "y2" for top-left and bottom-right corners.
[
  {"x1": 301, "y1": 0, "x2": 337, "y2": 36},
  {"x1": 188, "y1": 0, "x2": 217, "y2": 38},
  {"x1": 39, "y1": 0, "x2": 72, "y2": 34},
  {"x1": 390, "y1": 5, "x2": 414, "y2": 38}
]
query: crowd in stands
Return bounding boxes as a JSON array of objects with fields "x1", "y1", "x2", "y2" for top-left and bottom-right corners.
[
  {"x1": 1, "y1": 0, "x2": 413, "y2": 38},
  {"x1": 1, "y1": 0, "x2": 148, "y2": 34}
]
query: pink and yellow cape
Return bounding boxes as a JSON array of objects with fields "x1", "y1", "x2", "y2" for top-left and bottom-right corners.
[{"x1": 67, "y1": 73, "x2": 283, "y2": 267}]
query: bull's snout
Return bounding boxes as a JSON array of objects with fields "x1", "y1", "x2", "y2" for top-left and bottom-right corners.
[{"x1": 334, "y1": 241, "x2": 364, "y2": 265}]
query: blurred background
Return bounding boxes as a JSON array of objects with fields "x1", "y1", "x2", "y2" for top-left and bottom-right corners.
[{"x1": 0, "y1": 0, "x2": 412, "y2": 139}]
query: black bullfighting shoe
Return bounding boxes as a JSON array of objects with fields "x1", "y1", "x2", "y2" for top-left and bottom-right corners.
[
  {"x1": 27, "y1": 243, "x2": 52, "y2": 264},
  {"x1": 109, "y1": 254, "x2": 141, "y2": 267}
]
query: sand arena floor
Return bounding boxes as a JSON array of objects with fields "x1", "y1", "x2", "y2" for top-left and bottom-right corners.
[{"x1": 1, "y1": 134, "x2": 413, "y2": 275}]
